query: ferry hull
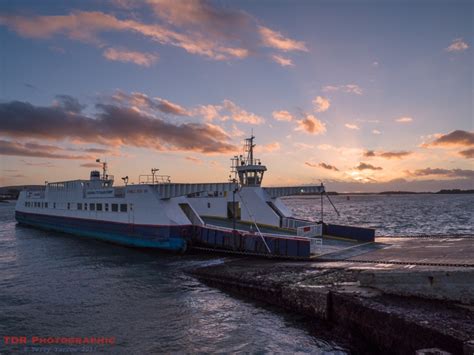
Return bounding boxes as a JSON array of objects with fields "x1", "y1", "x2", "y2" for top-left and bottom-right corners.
[{"x1": 15, "y1": 211, "x2": 189, "y2": 252}]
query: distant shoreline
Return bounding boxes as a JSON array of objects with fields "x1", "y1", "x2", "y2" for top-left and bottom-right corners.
[{"x1": 326, "y1": 189, "x2": 474, "y2": 196}]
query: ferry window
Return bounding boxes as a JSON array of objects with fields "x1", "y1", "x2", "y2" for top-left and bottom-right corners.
[
  {"x1": 112, "y1": 204, "x2": 118, "y2": 212},
  {"x1": 105, "y1": 203, "x2": 109, "y2": 212},
  {"x1": 45, "y1": 203, "x2": 48, "y2": 208},
  {"x1": 24, "y1": 202, "x2": 27, "y2": 207},
  {"x1": 90, "y1": 203, "x2": 95, "y2": 211},
  {"x1": 120, "y1": 204, "x2": 127, "y2": 212},
  {"x1": 96, "y1": 203, "x2": 102, "y2": 211},
  {"x1": 84, "y1": 203, "x2": 87, "y2": 210},
  {"x1": 207, "y1": 202, "x2": 211, "y2": 208},
  {"x1": 53, "y1": 202, "x2": 56, "y2": 209},
  {"x1": 67, "y1": 203, "x2": 70, "y2": 210},
  {"x1": 77, "y1": 203, "x2": 82, "y2": 210}
]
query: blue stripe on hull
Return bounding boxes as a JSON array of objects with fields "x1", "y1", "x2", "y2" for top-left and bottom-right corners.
[{"x1": 15, "y1": 211, "x2": 188, "y2": 252}]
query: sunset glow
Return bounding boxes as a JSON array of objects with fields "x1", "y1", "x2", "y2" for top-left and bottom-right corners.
[{"x1": 0, "y1": 0, "x2": 472, "y2": 192}]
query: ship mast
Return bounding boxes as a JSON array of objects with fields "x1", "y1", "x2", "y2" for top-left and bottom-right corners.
[
  {"x1": 234, "y1": 135, "x2": 267, "y2": 187},
  {"x1": 96, "y1": 159, "x2": 108, "y2": 180}
]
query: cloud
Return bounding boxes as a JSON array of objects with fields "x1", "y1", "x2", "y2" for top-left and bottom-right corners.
[
  {"x1": 0, "y1": 99, "x2": 237, "y2": 154},
  {"x1": 0, "y1": 5, "x2": 308, "y2": 64},
  {"x1": 230, "y1": 124, "x2": 245, "y2": 137},
  {"x1": 345, "y1": 123, "x2": 359, "y2": 130},
  {"x1": 184, "y1": 98, "x2": 264, "y2": 124},
  {"x1": 459, "y1": 148, "x2": 474, "y2": 159},
  {"x1": 255, "y1": 142, "x2": 280, "y2": 153},
  {"x1": 155, "y1": 98, "x2": 190, "y2": 116},
  {"x1": 112, "y1": 90, "x2": 190, "y2": 116},
  {"x1": 293, "y1": 142, "x2": 314, "y2": 150},
  {"x1": 258, "y1": 26, "x2": 307, "y2": 52},
  {"x1": 372, "y1": 129, "x2": 381, "y2": 135},
  {"x1": 53, "y1": 94, "x2": 86, "y2": 113},
  {"x1": 80, "y1": 162, "x2": 102, "y2": 168},
  {"x1": 424, "y1": 130, "x2": 474, "y2": 147},
  {"x1": 103, "y1": 48, "x2": 158, "y2": 66},
  {"x1": 363, "y1": 150, "x2": 412, "y2": 159},
  {"x1": 319, "y1": 162, "x2": 339, "y2": 171},
  {"x1": 355, "y1": 162, "x2": 382, "y2": 170},
  {"x1": 83, "y1": 147, "x2": 111, "y2": 154},
  {"x1": 272, "y1": 110, "x2": 293, "y2": 122},
  {"x1": 323, "y1": 84, "x2": 363, "y2": 95},
  {"x1": 446, "y1": 38, "x2": 469, "y2": 52},
  {"x1": 223, "y1": 100, "x2": 264, "y2": 124},
  {"x1": 0, "y1": 140, "x2": 92, "y2": 159},
  {"x1": 24, "y1": 83, "x2": 37, "y2": 90},
  {"x1": 271, "y1": 54, "x2": 294, "y2": 67},
  {"x1": 395, "y1": 116, "x2": 413, "y2": 123},
  {"x1": 184, "y1": 156, "x2": 203, "y2": 164},
  {"x1": 313, "y1": 96, "x2": 330, "y2": 113},
  {"x1": 0, "y1": 10, "x2": 249, "y2": 61},
  {"x1": 147, "y1": 0, "x2": 249, "y2": 30},
  {"x1": 21, "y1": 160, "x2": 56, "y2": 167},
  {"x1": 407, "y1": 168, "x2": 474, "y2": 179},
  {"x1": 356, "y1": 119, "x2": 380, "y2": 123},
  {"x1": 146, "y1": 0, "x2": 254, "y2": 50},
  {"x1": 195, "y1": 104, "x2": 222, "y2": 121},
  {"x1": 295, "y1": 114, "x2": 326, "y2": 135},
  {"x1": 379, "y1": 151, "x2": 412, "y2": 159}
]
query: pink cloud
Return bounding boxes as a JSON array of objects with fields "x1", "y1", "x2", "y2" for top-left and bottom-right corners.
[
  {"x1": 313, "y1": 96, "x2": 330, "y2": 113},
  {"x1": 323, "y1": 84, "x2": 363, "y2": 95},
  {"x1": 446, "y1": 38, "x2": 469, "y2": 52},
  {"x1": 395, "y1": 116, "x2": 413, "y2": 123},
  {"x1": 295, "y1": 114, "x2": 326, "y2": 135},
  {"x1": 345, "y1": 123, "x2": 359, "y2": 130},
  {"x1": 259, "y1": 26, "x2": 308, "y2": 52},
  {"x1": 272, "y1": 110, "x2": 293, "y2": 122},
  {"x1": 271, "y1": 54, "x2": 294, "y2": 67},
  {"x1": 0, "y1": 99, "x2": 237, "y2": 154},
  {"x1": 103, "y1": 48, "x2": 158, "y2": 66}
]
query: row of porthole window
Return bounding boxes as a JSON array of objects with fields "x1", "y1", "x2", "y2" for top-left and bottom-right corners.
[
  {"x1": 25, "y1": 201, "x2": 48, "y2": 208},
  {"x1": 77, "y1": 203, "x2": 127, "y2": 212},
  {"x1": 25, "y1": 201, "x2": 128, "y2": 212}
]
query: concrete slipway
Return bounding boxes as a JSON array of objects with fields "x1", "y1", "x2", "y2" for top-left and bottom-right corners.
[{"x1": 189, "y1": 236, "x2": 474, "y2": 354}]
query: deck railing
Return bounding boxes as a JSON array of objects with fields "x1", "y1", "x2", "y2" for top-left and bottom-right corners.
[
  {"x1": 139, "y1": 174, "x2": 171, "y2": 184},
  {"x1": 281, "y1": 217, "x2": 316, "y2": 230}
]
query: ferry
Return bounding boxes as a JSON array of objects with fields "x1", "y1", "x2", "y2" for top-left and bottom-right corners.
[{"x1": 15, "y1": 136, "x2": 374, "y2": 258}]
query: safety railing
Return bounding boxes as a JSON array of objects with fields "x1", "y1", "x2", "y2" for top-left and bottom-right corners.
[
  {"x1": 297, "y1": 224, "x2": 323, "y2": 238},
  {"x1": 139, "y1": 174, "x2": 171, "y2": 184}
]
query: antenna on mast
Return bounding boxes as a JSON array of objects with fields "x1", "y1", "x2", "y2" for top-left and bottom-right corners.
[
  {"x1": 96, "y1": 159, "x2": 108, "y2": 180},
  {"x1": 151, "y1": 168, "x2": 159, "y2": 184}
]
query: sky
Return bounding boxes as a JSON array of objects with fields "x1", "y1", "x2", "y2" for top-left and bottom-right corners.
[{"x1": 0, "y1": 0, "x2": 472, "y2": 192}]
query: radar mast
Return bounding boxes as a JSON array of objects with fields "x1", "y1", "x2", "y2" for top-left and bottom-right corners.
[{"x1": 232, "y1": 135, "x2": 267, "y2": 187}]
